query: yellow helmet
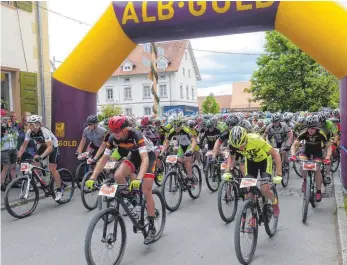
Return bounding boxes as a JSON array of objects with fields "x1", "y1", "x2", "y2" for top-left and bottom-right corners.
[{"x1": 229, "y1": 126, "x2": 247, "y2": 148}]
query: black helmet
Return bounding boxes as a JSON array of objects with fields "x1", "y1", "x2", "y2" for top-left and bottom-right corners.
[
  {"x1": 272, "y1": 113, "x2": 281, "y2": 123},
  {"x1": 226, "y1": 114, "x2": 239, "y2": 127},
  {"x1": 305, "y1": 115, "x2": 318, "y2": 128},
  {"x1": 187, "y1": 120, "x2": 196, "y2": 128},
  {"x1": 86, "y1": 115, "x2": 98, "y2": 124}
]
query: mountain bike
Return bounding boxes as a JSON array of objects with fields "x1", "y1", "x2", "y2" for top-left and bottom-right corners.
[
  {"x1": 234, "y1": 177, "x2": 279, "y2": 264},
  {"x1": 75, "y1": 152, "x2": 93, "y2": 190},
  {"x1": 161, "y1": 154, "x2": 202, "y2": 212},
  {"x1": 205, "y1": 150, "x2": 228, "y2": 192},
  {"x1": 273, "y1": 148, "x2": 290, "y2": 187},
  {"x1": 84, "y1": 179, "x2": 166, "y2": 265},
  {"x1": 4, "y1": 159, "x2": 74, "y2": 219}
]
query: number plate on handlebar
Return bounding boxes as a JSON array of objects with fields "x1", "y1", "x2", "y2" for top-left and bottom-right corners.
[
  {"x1": 20, "y1": 163, "x2": 30, "y2": 172},
  {"x1": 99, "y1": 184, "x2": 118, "y2": 197},
  {"x1": 302, "y1": 162, "x2": 317, "y2": 171},
  {"x1": 220, "y1": 163, "x2": 228, "y2": 171},
  {"x1": 104, "y1": 162, "x2": 117, "y2": 170},
  {"x1": 166, "y1": 155, "x2": 178, "y2": 164},
  {"x1": 240, "y1": 178, "x2": 258, "y2": 188}
]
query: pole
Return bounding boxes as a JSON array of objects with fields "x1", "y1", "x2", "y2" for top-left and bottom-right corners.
[
  {"x1": 340, "y1": 77, "x2": 347, "y2": 189},
  {"x1": 150, "y1": 43, "x2": 160, "y2": 117}
]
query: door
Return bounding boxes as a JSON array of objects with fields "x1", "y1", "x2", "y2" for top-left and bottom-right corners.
[{"x1": 20, "y1": 71, "x2": 38, "y2": 115}]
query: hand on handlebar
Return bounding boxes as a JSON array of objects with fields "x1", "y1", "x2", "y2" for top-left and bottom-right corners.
[
  {"x1": 289, "y1": 155, "x2": 297, "y2": 162},
  {"x1": 185, "y1": 150, "x2": 193, "y2": 157},
  {"x1": 34, "y1": 156, "x2": 43, "y2": 163},
  {"x1": 87, "y1": 158, "x2": 97, "y2": 165},
  {"x1": 323, "y1": 159, "x2": 331, "y2": 165}
]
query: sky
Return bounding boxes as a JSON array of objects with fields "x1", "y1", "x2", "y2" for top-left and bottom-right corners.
[{"x1": 48, "y1": 1, "x2": 347, "y2": 97}]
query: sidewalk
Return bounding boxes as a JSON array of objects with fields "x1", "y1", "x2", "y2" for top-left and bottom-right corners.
[{"x1": 334, "y1": 168, "x2": 347, "y2": 265}]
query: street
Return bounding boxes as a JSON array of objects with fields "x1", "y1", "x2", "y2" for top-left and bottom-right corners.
[{"x1": 1, "y1": 167, "x2": 340, "y2": 265}]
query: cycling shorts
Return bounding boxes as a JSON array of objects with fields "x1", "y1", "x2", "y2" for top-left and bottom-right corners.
[
  {"x1": 299, "y1": 152, "x2": 323, "y2": 162},
  {"x1": 177, "y1": 144, "x2": 191, "y2": 157},
  {"x1": 123, "y1": 151, "x2": 156, "y2": 179},
  {"x1": 245, "y1": 156, "x2": 272, "y2": 178}
]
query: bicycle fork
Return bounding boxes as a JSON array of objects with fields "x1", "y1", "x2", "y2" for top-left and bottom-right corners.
[{"x1": 20, "y1": 177, "x2": 31, "y2": 200}]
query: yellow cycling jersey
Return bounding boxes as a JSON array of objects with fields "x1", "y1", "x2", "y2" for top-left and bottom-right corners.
[{"x1": 230, "y1": 133, "x2": 272, "y2": 162}]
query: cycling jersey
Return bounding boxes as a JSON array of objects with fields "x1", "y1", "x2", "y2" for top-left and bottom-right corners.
[
  {"x1": 297, "y1": 129, "x2": 328, "y2": 156},
  {"x1": 219, "y1": 133, "x2": 272, "y2": 162},
  {"x1": 141, "y1": 126, "x2": 160, "y2": 146},
  {"x1": 82, "y1": 126, "x2": 107, "y2": 147},
  {"x1": 252, "y1": 126, "x2": 266, "y2": 135},
  {"x1": 167, "y1": 127, "x2": 193, "y2": 147},
  {"x1": 265, "y1": 122, "x2": 290, "y2": 144},
  {"x1": 200, "y1": 128, "x2": 221, "y2": 150},
  {"x1": 25, "y1": 127, "x2": 58, "y2": 148}
]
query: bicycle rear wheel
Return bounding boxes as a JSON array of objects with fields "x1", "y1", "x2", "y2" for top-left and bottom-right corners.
[
  {"x1": 154, "y1": 159, "x2": 165, "y2": 187},
  {"x1": 330, "y1": 149, "x2": 340, "y2": 173},
  {"x1": 234, "y1": 199, "x2": 258, "y2": 265},
  {"x1": 302, "y1": 174, "x2": 311, "y2": 223},
  {"x1": 4, "y1": 177, "x2": 39, "y2": 219},
  {"x1": 75, "y1": 162, "x2": 88, "y2": 190},
  {"x1": 85, "y1": 208, "x2": 126, "y2": 265},
  {"x1": 52, "y1": 168, "x2": 75, "y2": 204}
]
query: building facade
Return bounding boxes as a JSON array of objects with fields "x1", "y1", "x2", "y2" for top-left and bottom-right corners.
[
  {"x1": 1, "y1": 1, "x2": 51, "y2": 127},
  {"x1": 97, "y1": 40, "x2": 201, "y2": 117}
]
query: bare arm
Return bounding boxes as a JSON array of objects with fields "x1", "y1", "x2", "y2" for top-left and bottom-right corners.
[
  {"x1": 212, "y1": 140, "x2": 222, "y2": 159},
  {"x1": 268, "y1": 148, "x2": 282, "y2": 176},
  {"x1": 39, "y1": 141, "x2": 54, "y2": 159},
  {"x1": 17, "y1": 140, "x2": 29, "y2": 158},
  {"x1": 137, "y1": 152, "x2": 149, "y2": 180},
  {"x1": 226, "y1": 154, "x2": 235, "y2": 172},
  {"x1": 77, "y1": 137, "x2": 86, "y2": 154},
  {"x1": 190, "y1": 137, "x2": 197, "y2": 151},
  {"x1": 290, "y1": 139, "x2": 299, "y2": 156},
  {"x1": 286, "y1": 130, "x2": 294, "y2": 146},
  {"x1": 160, "y1": 139, "x2": 169, "y2": 155}
]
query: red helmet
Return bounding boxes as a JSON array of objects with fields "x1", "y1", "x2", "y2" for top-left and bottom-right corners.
[
  {"x1": 108, "y1": 116, "x2": 129, "y2": 131},
  {"x1": 141, "y1": 116, "x2": 151, "y2": 127}
]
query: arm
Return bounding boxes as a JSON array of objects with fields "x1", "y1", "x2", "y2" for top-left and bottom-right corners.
[
  {"x1": 90, "y1": 153, "x2": 109, "y2": 180},
  {"x1": 77, "y1": 137, "x2": 86, "y2": 154},
  {"x1": 212, "y1": 139, "x2": 222, "y2": 160},
  {"x1": 290, "y1": 139, "x2": 299, "y2": 155},
  {"x1": 17, "y1": 140, "x2": 29, "y2": 158},
  {"x1": 160, "y1": 139, "x2": 170, "y2": 155},
  {"x1": 286, "y1": 130, "x2": 294, "y2": 146},
  {"x1": 268, "y1": 148, "x2": 282, "y2": 176},
  {"x1": 39, "y1": 141, "x2": 54, "y2": 159},
  {"x1": 137, "y1": 151, "x2": 149, "y2": 180},
  {"x1": 93, "y1": 141, "x2": 107, "y2": 160},
  {"x1": 325, "y1": 142, "x2": 332, "y2": 160},
  {"x1": 190, "y1": 137, "x2": 197, "y2": 151},
  {"x1": 226, "y1": 154, "x2": 235, "y2": 172}
]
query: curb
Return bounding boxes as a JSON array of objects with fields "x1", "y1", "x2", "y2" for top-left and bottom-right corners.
[
  {"x1": 334, "y1": 169, "x2": 347, "y2": 265},
  {"x1": 1, "y1": 193, "x2": 47, "y2": 211}
]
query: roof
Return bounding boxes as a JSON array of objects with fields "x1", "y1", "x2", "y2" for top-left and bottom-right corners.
[{"x1": 112, "y1": 40, "x2": 201, "y2": 80}]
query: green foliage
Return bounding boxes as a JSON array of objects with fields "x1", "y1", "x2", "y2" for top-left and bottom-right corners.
[
  {"x1": 97, "y1": 104, "x2": 123, "y2": 121},
  {"x1": 247, "y1": 31, "x2": 340, "y2": 112},
  {"x1": 202, "y1": 93, "x2": 220, "y2": 114}
]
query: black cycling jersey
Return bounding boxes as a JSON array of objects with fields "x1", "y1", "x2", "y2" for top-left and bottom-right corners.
[
  {"x1": 199, "y1": 128, "x2": 221, "y2": 150},
  {"x1": 297, "y1": 129, "x2": 328, "y2": 156}
]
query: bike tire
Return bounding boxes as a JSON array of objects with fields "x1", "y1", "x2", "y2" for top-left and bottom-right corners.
[
  {"x1": 302, "y1": 173, "x2": 311, "y2": 223},
  {"x1": 205, "y1": 164, "x2": 219, "y2": 192},
  {"x1": 84, "y1": 208, "x2": 126, "y2": 265},
  {"x1": 330, "y1": 149, "x2": 340, "y2": 173},
  {"x1": 4, "y1": 177, "x2": 39, "y2": 219},
  {"x1": 75, "y1": 162, "x2": 88, "y2": 190},
  {"x1": 263, "y1": 186, "x2": 279, "y2": 237},
  {"x1": 154, "y1": 159, "x2": 165, "y2": 187},
  {"x1": 188, "y1": 165, "x2": 202, "y2": 199},
  {"x1": 81, "y1": 171, "x2": 98, "y2": 210},
  {"x1": 141, "y1": 188, "x2": 166, "y2": 244},
  {"x1": 234, "y1": 199, "x2": 258, "y2": 265},
  {"x1": 161, "y1": 171, "x2": 183, "y2": 212},
  {"x1": 217, "y1": 181, "x2": 238, "y2": 223},
  {"x1": 52, "y1": 168, "x2": 75, "y2": 204},
  {"x1": 281, "y1": 163, "x2": 290, "y2": 188}
]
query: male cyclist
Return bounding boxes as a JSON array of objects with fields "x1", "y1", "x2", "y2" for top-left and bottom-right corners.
[
  {"x1": 85, "y1": 116, "x2": 157, "y2": 244},
  {"x1": 76, "y1": 115, "x2": 107, "y2": 159},
  {"x1": 160, "y1": 116, "x2": 197, "y2": 186},
  {"x1": 199, "y1": 120, "x2": 221, "y2": 167},
  {"x1": 213, "y1": 126, "x2": 282, "y2": 218},
  {"x1": 17, "y1": 115, "x2": 63, "y2": 201},
  {"x1": 290, "y1": 115, "x2": 332, "y2": 202}
]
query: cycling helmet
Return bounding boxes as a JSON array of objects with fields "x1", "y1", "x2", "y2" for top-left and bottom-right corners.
[
  {"x1": 172, "y1": 116, "x2": 183, "y2": 128},
  {"x1": 86, "y1": 115, "x2": 98, "y2": 124},
  {"x1": 305, "y1": 115, "x2": 318, "y2": 128},
  {"x1": 272, "y1": 113, "x2": 281, "y2": 123},
  {"x1": 187, "y1": 120, "x2": 196, "y2": 129},
  {"x1": 226, "y1": 114, "x2": 239, "y2": 127},
  {"x1": 140, "y1": 116, "x2": 151, "y2": 127},
  {"x1": 108, "y1": 116, "x2": 129, "y2": 131},
  {"x1": 27, "y1": 115, "x2": 42, "y2": 123},
  {"x1": 210, "y1": 116, "x2": 218, "y2": 127},
  {"x1": 229, "y1": 126, "x2": 247, "y2": 148},
  {"x1": 332, "y1": 108, "x2": 340, "y2": 117},
  {"x1": 257, "y1": 119, "x2": 264, "y2": 127},
  {"x1": 317, "y1": 112, "x2": 326, "y2": 123},
  {"x1": 205, "y1": 120, "x2": 214, "y2": 129}
]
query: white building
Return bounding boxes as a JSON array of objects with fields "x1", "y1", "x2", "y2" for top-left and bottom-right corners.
[{"x1": 97, "y1": 40, "x2": 201, "y2": 117}]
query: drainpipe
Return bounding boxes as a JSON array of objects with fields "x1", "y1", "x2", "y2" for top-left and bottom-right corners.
[{"x1": 36, "y1": 3, "x2": 46, "y2": 125}]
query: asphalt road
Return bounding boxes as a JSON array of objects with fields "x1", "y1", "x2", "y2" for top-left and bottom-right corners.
[{"x1": 1, "y1": 166, "x2": 340, "y2": 265}]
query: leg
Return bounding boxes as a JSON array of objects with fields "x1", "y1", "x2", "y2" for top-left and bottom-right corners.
[
  {"x1": 1, "y1": 151, "x2": 10, "y2": 186},
  {"x1": 115, "y1": 161, "x2": 133, "y2": 184},
  {"x1": 184, "y1": 156, "x2": 193, "y2": 178},
  {"x1": 49, "y1": 163, "x2": 61, "y2": 188}
]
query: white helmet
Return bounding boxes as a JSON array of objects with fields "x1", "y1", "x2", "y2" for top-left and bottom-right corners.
[{"x1": 27, "y1": 115, "x2": 42, "y2": 123}]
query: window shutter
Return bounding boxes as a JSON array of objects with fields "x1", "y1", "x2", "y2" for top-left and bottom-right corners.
[
  {"x1": 15, "y1": 1, "x2": 33, "y2": 12},
  {"x1": 20, "y1": 71, "x2": 38, "y2": 115}
]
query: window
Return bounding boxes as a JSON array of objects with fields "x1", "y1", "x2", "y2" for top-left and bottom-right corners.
[
  {"x1": 106, "y1": 88, "x2": 113, "y2": 101},
  {"x1": 160, "y1": 84, "x2": 167, "y2": 98},
  {"x1": 159, "y1": 73, "x2": 166, "y2": 80},
  {"x1": 188, "y1": 69, "x2": 190, "y2": 78},
  {"x1": 125, "y1": 108, "x2": 132, "y2": 116},
  {"x1": 185, "y1": 52, "x2": 187, "y2": 60},
  {"x1": 1, "y1": 72, "x2": 13, "y2": 111},
  {"x1": 123, "y1": 65, "x2": 132, "y2": 71},
  {"x1": 183, "y1": 67, "x2": 185, "y2": 76},
  {"x1": 144, "y1": 43, "x2": 152, "y2": 53},
  {"x1": 143, "y1": 85, "x2": 151, "y2": 98},
  {"x1": 157, "y1": 60, "x2": 167, "y2": 69},
  {"x1": 191, "y1": 87, "x2": 194, "y2": 100},
  {"x1": 180, "y1": 84, "x2": 183, "y2": 99},
  {"x1": 124, "y1": 77, "x2": 130, "y2": 83},
  {"x1": 186, "y1": 85, "x2": 189, "y2": 100},
  {"x1": 124, "y1": 87, "x2": 132, "y2": 100},
  {"x1": 157, "y1": 47, "x2": 164, "y2": 56},
  {"x1": 144, "y1": 107, "x2": 151, "y2": 115}
]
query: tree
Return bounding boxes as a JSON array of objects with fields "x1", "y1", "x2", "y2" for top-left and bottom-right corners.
[
  {"x1": 97, "y1": 104, "x2": 123, "y2": 121},
  {"x1": 246, "y1": 31, "x2": 340, "y2": 112},
  {"x1": 202, "y1": 93, "x2": 220, "y2": 114}
]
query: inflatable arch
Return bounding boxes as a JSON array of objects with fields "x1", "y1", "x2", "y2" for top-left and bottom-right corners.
[{"x1": 52, "y1": 1, "x2": 347, "y2": 187}]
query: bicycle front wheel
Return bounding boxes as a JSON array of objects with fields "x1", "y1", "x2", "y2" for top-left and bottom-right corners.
[
  {"x1": 81, "y1": 171, "x2": 104, "y2": 211},
  {"x1": 217, "y1": 181, "x2": 238, "y2": 223},
  {"x1": 234, "y1": 199, "x2": 258, "y2": 265},
  {"x1": 205, "y1": 163, "x2": 219, "y2": 192},
  {"x1": 85, "y1": 208, "x2": 126, "y2": 265},
  {"x1": 188, "y1": 165, "x2": 202, "y2": 199},
  {"x1": 161, "y1": 171, "x2": 183, "y2": 212},
  {"x1": 302, "y1": 174, "x2": 311, "y2": 223},
  {"x1": 75, "y1": 162, "x2": 88, "y2": 190},
  {"x1": 263, "y1": 186, "x2": 279, "y2": 237},
  {"x1": 52, "y1": 168, "x2": 75, "y2": 204}
]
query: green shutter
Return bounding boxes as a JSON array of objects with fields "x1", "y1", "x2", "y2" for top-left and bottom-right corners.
[
  {"x1": 20, "y1": 72, "x2": 38, "y2": 115},
  {"x1": 15, "y1": 1, "x2": 32, "y2": 12}
]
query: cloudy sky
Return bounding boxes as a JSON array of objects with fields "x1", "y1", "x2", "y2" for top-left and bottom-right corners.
[{"x1": 48, "y1": 1, "x2": 347, "y2": 97}]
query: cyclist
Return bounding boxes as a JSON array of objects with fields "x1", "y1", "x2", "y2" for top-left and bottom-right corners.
[
  {"x1": 290, "y1": 115, "x2": 332, "y2": 202},
  {"x1": 213, "y1": 126, "x2": 282, "y2": 218},
  {"x1": 76, "y1": 115, "x2": 107, "y2": 159},
  {"x1": 160, "y1": 116, "x2": 197, "y2": 186},
  {"x1": 85, "y1": 116, "x2": 157, "y2": 244},
  {"x1": 17, "y1": 115, "x2": 63, "y2": 201},
  {"x1": 199, "y1": 120, "x2": 221, "y2": 167}
]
